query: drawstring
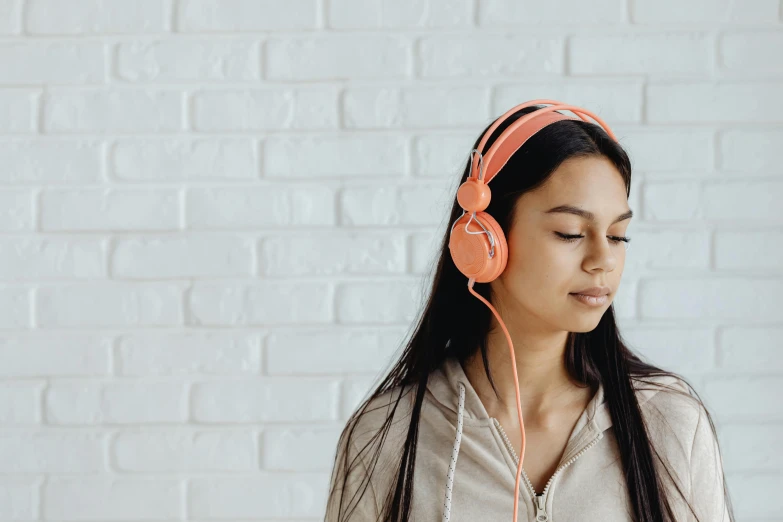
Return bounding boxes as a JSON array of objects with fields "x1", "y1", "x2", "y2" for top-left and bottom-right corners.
[{"x1": 442, "y1": 381, "x2": 466, "y2": 522}]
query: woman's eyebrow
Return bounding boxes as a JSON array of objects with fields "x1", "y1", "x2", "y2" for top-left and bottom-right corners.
[{"x1": 544, "y1": 205, "x2": 634, "y2": 224}]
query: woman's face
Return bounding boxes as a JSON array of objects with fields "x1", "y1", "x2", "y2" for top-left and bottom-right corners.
[{"x1": 492, "y1": 154, "x2": 633, "y2": 333}]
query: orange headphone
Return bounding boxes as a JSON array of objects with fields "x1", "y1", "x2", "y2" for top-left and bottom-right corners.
[{"x1": 447, "y1": 99, "x2": 618, "y2": 522}]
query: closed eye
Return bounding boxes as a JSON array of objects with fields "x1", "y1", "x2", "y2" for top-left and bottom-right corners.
[{"x1": 555, "y1": 232, "x2": 631, "y2": 245}]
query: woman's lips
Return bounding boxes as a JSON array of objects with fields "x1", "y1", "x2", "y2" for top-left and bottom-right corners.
[{"x1": 569, "y1": 293, "x2": 608, "y2": 306}]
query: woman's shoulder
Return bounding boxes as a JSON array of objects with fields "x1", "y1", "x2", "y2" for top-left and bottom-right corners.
[
  {"x1": 633, "y1": 373, "x2": 715, "y2": 468},
  {"x1": 633, "y1": 373, "x2": 703, "y2": 421},
  {"x1": 341, "y1": 382, "x2": 417, "y2": 460},
  {"x1": 329, "y1": 383, "x2": 416, "y2": 515},
  {"x1": 631, "y1": 373, "x2": 730, "y2": 519}
]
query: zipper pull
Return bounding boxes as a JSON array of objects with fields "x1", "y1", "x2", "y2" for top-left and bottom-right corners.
[{"x1": 535, "y1": 494, "x2": 548, "y2": 521}]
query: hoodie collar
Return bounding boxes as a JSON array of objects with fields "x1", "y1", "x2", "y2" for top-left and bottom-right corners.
[{"x1": 426, "y1": 356, "x2": 678, "y2": 436}]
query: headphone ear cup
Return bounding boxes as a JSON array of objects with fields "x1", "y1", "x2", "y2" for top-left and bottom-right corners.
[
  {"x1": 479, "y1": 212, "x2": 508, "y2": 282},
  {"x1": 448, "y1": 211, "x2": 508, "y2": 283}
]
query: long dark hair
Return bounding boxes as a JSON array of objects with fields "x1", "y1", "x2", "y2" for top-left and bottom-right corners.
[{"x1": 326, "y1": 105, "x2": 735, "y2": 522}]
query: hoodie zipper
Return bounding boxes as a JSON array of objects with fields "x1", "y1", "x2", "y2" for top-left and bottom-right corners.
[{"x1": 493, "y1": 417, "x2": 603, "y2": 521}]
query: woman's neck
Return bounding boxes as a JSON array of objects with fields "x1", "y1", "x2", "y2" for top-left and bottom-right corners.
[{"x1": 461, "y1": 335, "x2": 590, "y2": 427}]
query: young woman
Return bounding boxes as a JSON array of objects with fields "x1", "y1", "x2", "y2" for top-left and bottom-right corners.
[{"x1": 325, "y1": 101, "x2": 735, "y2": 522}]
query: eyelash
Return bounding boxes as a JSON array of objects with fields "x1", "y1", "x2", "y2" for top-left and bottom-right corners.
[{"x1": 555, "y1": 232, "x2": 631, "y2": 245}]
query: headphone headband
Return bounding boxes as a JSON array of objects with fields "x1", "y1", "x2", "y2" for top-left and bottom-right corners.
[{"x1": 471, "y1": 99, "x2": 618, "y2": 184}]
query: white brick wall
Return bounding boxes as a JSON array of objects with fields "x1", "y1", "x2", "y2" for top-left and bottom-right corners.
[{"x1": 0, "y1": 0, "x2": 780, "y2": 520}]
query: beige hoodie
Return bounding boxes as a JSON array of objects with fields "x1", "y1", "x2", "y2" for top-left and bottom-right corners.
[{"x1": 325, "y1": 356, "x2": 730, "y2": 521}]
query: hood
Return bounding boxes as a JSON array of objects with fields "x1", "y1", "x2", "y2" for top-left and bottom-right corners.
[{"x1": 425, "y1": 356, "x2": 684, "y2": 436}]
